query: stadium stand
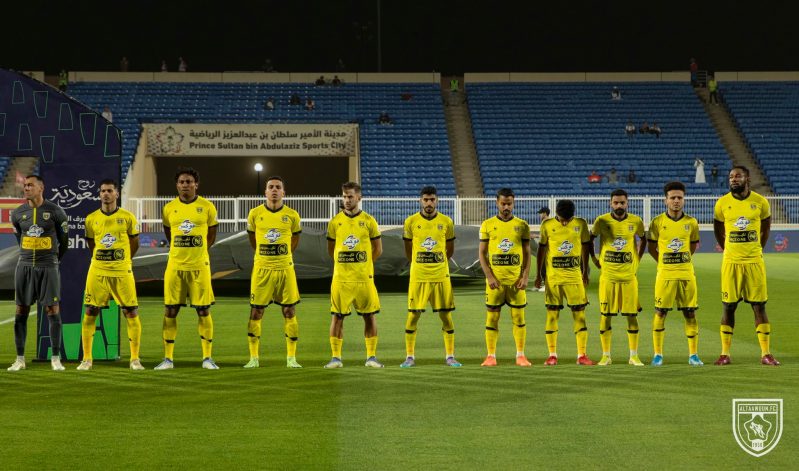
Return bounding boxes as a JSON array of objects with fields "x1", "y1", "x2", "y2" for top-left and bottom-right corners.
[
  {"x1": 67, "y1": 82, "x2": 455, "y2": 196},
  {"x1": 0, "y1": 157, "x2": 10, "y2": 185},
  {"x1": 467, "y1": 82, "x2": 730, "y2": 195},
  {"x1": 723, "y1": 82, "x2": 799, "y2": 194}
]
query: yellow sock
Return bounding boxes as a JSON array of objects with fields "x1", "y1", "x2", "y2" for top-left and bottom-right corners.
[
  {"x1": 653, "y1": 314, "x2": 666, "y2": 355},
  {"x1": 330, "y1": 336, "x2": 343, "y2": 358},
  {"x1": 720, "y1": 325, "x2": 733, "y2": 356},
  {"x1": 81, "y1": 314, "x2": 98, "y2": 361},
  {"x1": 510, "y1": 308, "x2": 526, "y2": 354},
  {"x1": 485, "y1": 311, "x2": 500, "y2": 355},
  {"x1": 247, "y1": 318, "x2": 262, "y2": 359},
  {"x1": 545, "y1": 310, "x2": 559, "y2": 355},
  {"x1": 284, "y1": 316, "x2": 299, "y2": 358},
  {"x1": 163, "y1": 316, "x2": 177, "y2": 360},
  {"x1": 573, "y1": 310, "x2": 588, "y2": 356},
  {"x1": 627, "y1": 315, "x2": 639, "y2": 355},
  {"x1": 439, "y1": 311, "x2": 455, "y2": 357},
  {"x1": 126, "y1": 316, "x2": 142, "y2": 361},
  {"x1": 685, "y1": 317, "x2": 699, "y2": 356},
  {"x1": 404, "y1": 312, "x2": 421, "y2": 357},
  {"x1": 756, "y1": 323, "x2": 771, "y2": 356},
  {"x1": 365, "y1": 336, "x2": 378, "y2": 358},
  {"x1": 599, "y1": 314, "x2": 612, "y2": 355},
  {"x1": 198, "y1": 314, "x2": 214, "y2": 359}
]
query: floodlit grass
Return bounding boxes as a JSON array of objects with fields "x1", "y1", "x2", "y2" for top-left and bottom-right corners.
[{"x1": 0, "y1": 254, "x2": 796, "y2": 469}]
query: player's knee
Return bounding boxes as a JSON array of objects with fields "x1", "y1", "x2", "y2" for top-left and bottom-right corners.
[{"x1": 282, "y1": 306, "x2": 296, "y2": 318}]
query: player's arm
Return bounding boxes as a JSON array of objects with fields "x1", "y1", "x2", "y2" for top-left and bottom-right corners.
[
  {"x1": 87, "y1": 238, "x2": 95, "y2": 252},
  {"x1": 403, "y1": 239, "x2": 413, "y2": 262},
  {"x1": 247, "y1": 231, "x2": 256, "y2": 250},
  {"x1": 589, "y1": 234, "x2": 601, "y2": 268},
  {"x1": 128, "y1": 234, "x2": 140, "y2": 257},
  {"x1": 637, "y1": 236, "x2": 647, "y2": 260},
  {"x1": 581, "y1": 242, "x2": 591, "y2": 285},
  {"x1": 207, "y1": 225, "x2": 218, "y2": 250},
  {"x1": 479, "y1": 240, "x2": 499, "y2": 289},
  {"x1": 446, "y1": 239, "x2": 455, "y2": 259},
  {"x1": 55, "y1": 216, "x2": 69, "y2": 261},
  {"x1": 534, "y1": 242, "x2": 547, "y2": 289},
  {"x1": 516, "y1": 239, "x2": 531, "y2": 290},
  {"x1": 12, "y1": 218, "x2": 21, "y2": 245},
  {"x1": 164, "y1": 226, "x2": 172, "y2": 244},
  {"x1": 291, "y1": 233, "x2": 300, "y2": 252},
  {"x1": 760, "y1": 216, "x2": 771, "y2": 248},
  {"x1": 371, "y1": 237, "x2": 383, "y2": 260},
  {"x1": 327, "y1": 239, "x2": 335, "y2": 258},
  {"x1": 647, "y1": 238, "x2": 659, "y2": 261},
  {"x1": 713, "y1": 219, "x2": 725, "y2": 250},
  {"x1": 689, "y1": 241, "x2": 698, "y2": 255}
]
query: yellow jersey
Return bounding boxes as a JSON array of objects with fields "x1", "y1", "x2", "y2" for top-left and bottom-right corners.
[
  {"x1": 247, "y1": 204, "x2": 301, "y2": 270},
  {"x1": 713, "y1": 191, "x2": 771, "y2": 263},
  {"x1": 85, "y1": 207, "x2": 139, "y2": 276},
  {"x1": 479, "y1": 216, "x2": 531, "y2": 284},
  {"x1": 327, "y1": 210, "x2": 381, "y2": 282},
  {"x1": 403, "y1": 211, "x2": 455, "y2": 282},
  {"x1": 539, "y1": 217, "x2": 590, "y2": 284},
  {"x1": 647, "y1": 212, "x2": 700, "y2": 280},
  {"x1": 162, "y1": 196, "x2": 218, "y2": 270},
  {"x1": 592, "y1": 213, "x2": 645, "y2": 282}
]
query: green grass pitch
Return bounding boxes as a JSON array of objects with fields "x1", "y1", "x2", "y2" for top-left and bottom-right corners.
[{"x1": 0, "y1": 254, "x2": 796, "y2": 469}]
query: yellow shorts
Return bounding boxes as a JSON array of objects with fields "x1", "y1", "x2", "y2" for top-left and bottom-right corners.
[
  {"x1": 654, "y1": 276, "x2": 698, "y2": 311},
  {"x1": 598, "y1": 277, "x2": 641, "y2": 315},
  {"x1": 330, "y1": 280, "x2": 380, "y2": 316},
  {"x1": 721, "y1": 260, "x2": 768, "y2": 304},
  {"x1": 250, "y1": 267, "x2": 300, "y2": 308},
  {"x1": 408, "y1": 280, "x2": 454, "y2": 312},
  {"x1": 164, "y1": 266, "x2": 215, "y2": 308},
  {"x1": 485, "y1": 282, "x2": 527, "y2": 309},
  {"x1": 544, "y1": 281, "x2": 588, "y2": 310},
  {"x1": 84, "y1": 269, "x2": 138, "y2": 309}
]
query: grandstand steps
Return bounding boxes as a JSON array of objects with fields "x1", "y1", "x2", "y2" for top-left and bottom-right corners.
[
  {"x1": 0, "y1": 157, "x2": 37, "y2": 197},
  {"x1": 441, "y1": 76, "x2": 483, "y2": 199},
  {"x1": 696, "y1": 88, "x2": 772, "y2": 194}
]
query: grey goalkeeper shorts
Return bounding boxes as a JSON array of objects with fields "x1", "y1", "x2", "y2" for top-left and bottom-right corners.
[{"x1": 15, "y1": 265, "x2": 61, "y2": 307}]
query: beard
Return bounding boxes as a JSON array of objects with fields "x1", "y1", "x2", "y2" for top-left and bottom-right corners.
[
  {"x1": 730, "y1": 184, "x2": 746, "y2": 195},
  {"x1": 613, "y1": 208, "x2": 626, "y2": 217}
]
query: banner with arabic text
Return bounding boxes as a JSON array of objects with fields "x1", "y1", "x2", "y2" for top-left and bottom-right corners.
[{"x1": 145, "y1": 123, "x2": 358, "y2": 157}]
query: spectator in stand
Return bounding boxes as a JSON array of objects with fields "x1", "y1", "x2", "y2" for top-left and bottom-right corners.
[
  {"x1": 178, "y1": 57, "x2": 187, "y2": 72},
  {"x1": 304, "y1": 98, "x2": 315, "y2": 111},
  {"x1": 711, "y1": 164, "x2": 720, "y2": 187},
  {"x1": 639, "y1": 121, "x2": 650, "y2": 134},
  {"x1": 101, "y1": 106, "x2": 113, "y2": 123},
  {"x1": 261, "y1": 58, "x2": 275, "y2": 72},
  {"x1": 119, "y1": 56, "x2": 129, "y2": 72},
  {"x1": 290, "y1": 93, "x2": 301, "y2": 105},
  {"x1": 588, "y1": 171, "x2": 602, "y2": 184},
  {"x1": 650, "y1": 122, "x2": 662, "y2": 138},
  {"x1": 607, "y1": 168, "x2": 618, "y2": 185},
  {"x1": 315, "y1": 75, "x2": 326, "y2": 86},
  {"x1": 694, "y1": 157, "x2": 706, "y2": 184},
  {"x1": 708, "y1": 75, "x2": 719, "y2": 104},
  {"x1": 627, "y1": 169, "x2": 638, "y2": 184},
  {"x1": 378, "y1": 112, "x2": 393, "y2": 125},
  {"x1": 690, "y1": 57, "x2": 699, "y2": 87},
  {"x1": 58, "y1": 69, "x2": 68, "y2": 92},
  {"x1": 160, "y1": 60, "x2": 168, "y2": 72},
  {"x1": 331, "y1": 75, "x2": 342, "y2": 86},
  {"x1": 264, "y1": 98, "x2": 275, "y2": 111},
  {"x1": 625, "y1": 121, "x2": 636, "y2": 138},
  {"x1": 611, "y1": 86, "x2": 621, "y2": 100}
]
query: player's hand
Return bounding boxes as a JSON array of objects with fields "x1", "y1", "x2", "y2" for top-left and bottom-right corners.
[
  {"x1": 515, "y1": 276, "x2": 528, "y2": 290},
  {"x1": 534, "y1": 276, "x2": 542, "y2": 289},
  {"x1": 591, "y1": 256, "x2": 601, "y2": 269},
  {"x1": 582, "y1": 272, "x2": 590, "y2": 286},
  {"x1": 486, "y1": 274, "x2": 500, "y2": 290}
]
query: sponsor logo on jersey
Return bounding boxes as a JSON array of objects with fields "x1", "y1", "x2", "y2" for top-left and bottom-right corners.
[
  {"x1": 179, "y1": 219, "x2": 195, "y2": 234},
  {"x1": 265, "y1": 228, "x2": 281, "y2": 242},
  {"x1": 42, "y1": 212, "x2": 51, "y2": 220},
  {"x1": 734, "y1": 216, "x2": 750, "y2": 231},
  {"x1": 343, "y1": 235, "x2": 360, "y2": 249},
  {"x1": 26, "y1": 224, "x2": 44, "y2": 238},
  {"x1": 421, "y1": 236, "x2": 437, "y2": 251},
  {"x1": 611, "y1": 236, "x2": 627, "y2": 251},
  {"x1": 498, "y1": 238, "x2": 514, "y2": 253},
  {"x1": 282, "y1": 215, "x2": 289, "y2": 223},
  {"x1": 100, "y1": 233, "x2": 117, "y2": 248},
  {"x1": 667, "y1": 238, "x2": 684, "y2": 253},
  {"x1": 558, "y1": 240, "x2": 574, "y2": 255}
]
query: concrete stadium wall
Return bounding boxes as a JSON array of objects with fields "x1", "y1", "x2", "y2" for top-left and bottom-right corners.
[
  {"x1": 465, "y1": 71, "x2": 799, "y2": 83},
  {"x1": 69, "y1": 71, "x2": 440, "y2": 83}
]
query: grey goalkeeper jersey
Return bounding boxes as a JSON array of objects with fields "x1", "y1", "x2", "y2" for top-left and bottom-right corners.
[{"x1": 11, "y1": 200, "x2": 69, "y2": 267}]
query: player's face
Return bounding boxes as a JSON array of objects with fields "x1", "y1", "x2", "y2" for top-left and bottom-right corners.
[
  {"x1": 729, "y1": 168, "x2": 749, "y2": 194},
  {"x1": 538, "y1": 213, "x2": 547, "y2": 222},
  {"x1": 665, "y1": 190, "x2": 685, "y2": 213},
  {"x1": 99, "y1": 184, "x2": 119, "y2": 205},
  {"x1": 420, "y1": 194, "x2": 437, "y2": 215},
  {"x1": 23, "y1": 177, "x2": 44, "y2": 201},
  {"x1": 176, "y1": 174, "x2": 198, "y2": 200},
  {"x1": 341, "y1": 188, "x2": 361, "y2": 212},
  {"x1": 496, "y1": 195, "x2": 514, "y2": 219},
  {"x1": 265, "y1": 179, "x2": 285, "y2": 203},
  {"x1": 611, "y1": 195, "x2": 628, "y2": 217}
]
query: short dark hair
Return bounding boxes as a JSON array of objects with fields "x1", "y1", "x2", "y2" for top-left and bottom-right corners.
[
  {"x1": 555, "y1": 199, "x2": 575, "y2": 220},
  {"x1": 610, "y1": 188, "x2": 628, "y2": 199},
  {"x1": 538, "y1": 207, "x2": 550, "y2": 216},
  {"x1": 731, "y1": 165, "x2": 750, "y2": 177},
  {"x1": 341, "y1": 181, "x2": 362, "y2": 193},
  {"x1": 496, "y1": 188, "x2": 515, "y2": 199},
  {"x1": 99, "y1": 178, "x2": 119, "y2": 190},
  {"x1": 663, "y1": 181, "x2": 686, "y2": 196},
  {"x1": 266, "y1": 175, "x2": 284, "y2": 184},
  {"x1": 420, "y1": 185, "x2": 437, "y2": 196},
  {"x1": 175, "y1": 167, "x2": 200, "y2": 183},
  {"x1": 26, "y1": 174, "x2": 44, "y2": 184}
]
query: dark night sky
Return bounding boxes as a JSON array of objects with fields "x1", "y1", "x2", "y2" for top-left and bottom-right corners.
[{"x1": 4, "y1": 0, "x2": 798, "y2": 74}]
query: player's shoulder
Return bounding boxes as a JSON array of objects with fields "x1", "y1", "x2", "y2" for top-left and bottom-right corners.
[
  {"x1": 116, "y1": 206, "x2": 136, "y2": 218},
  {"x1": 650, "y1": 212, "x2": 665, "y2": 225},
  {"x1": 43, "y1": 199, "x2": 67, "y2": 214},
  {"x1": 515, "y1": 216, "x2": 530, "y2": 227},
  {"x1": 437, "y1": 212, "x2": 454, "y2": 225},
  {"x1": 282, "y1": 205, "x2": 300, "y2": 218},
  {"x1": 574, "y1": 216, "x2": 589, "y2": 226},
  {"x1": 361, "y1": 210, "x2": 378, "y2": 224},
  {"x1": 404, "y1": 212, "x2": 420, "y2": 225},
  {"x1": 594, "y1": 212, "x2": 611, "y2": 224},
  {"x1": 195, "y1": 195, "x2": 216, "y2": 208},
  {"x1": 749, "y1": 191, "x2": 770, "y2": 205}
]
